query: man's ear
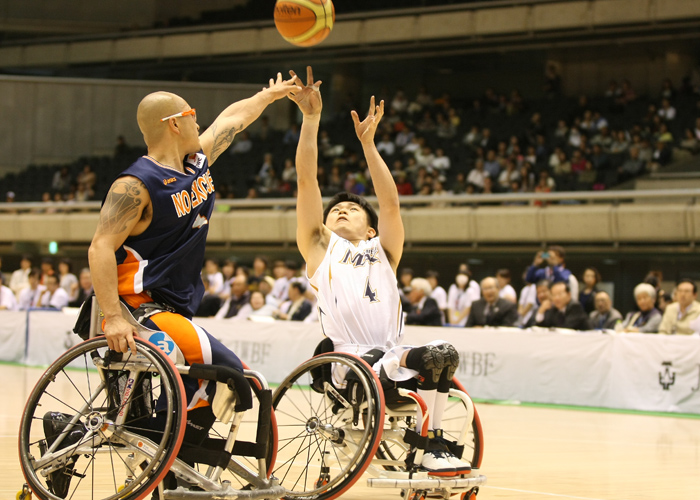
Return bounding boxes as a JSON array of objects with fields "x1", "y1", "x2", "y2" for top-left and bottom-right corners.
[{"x1": 367, "y1": 227, "x2": 377, "y2": 239}]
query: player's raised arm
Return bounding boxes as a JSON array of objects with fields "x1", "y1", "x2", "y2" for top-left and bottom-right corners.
[
  {"x1": 288, "y1": 66, "x2": 331, "y2": 274},
  {"x1": 200, "y1": 72, "x2": 300, "y2": 165},
  {"x1": 351, "y1": 97, "x2": 404, "y2": 270}
]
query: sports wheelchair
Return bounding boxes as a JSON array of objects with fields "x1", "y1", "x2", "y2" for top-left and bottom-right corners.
[
  {"x1": 18, "y1": 299, "x2": 283, "y2": 500},
  {"x1": 269, "y1": 349, "x2": 487, "y2": 500}
]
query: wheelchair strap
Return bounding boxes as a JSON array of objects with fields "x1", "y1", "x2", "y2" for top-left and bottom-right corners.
[
  {"x1": 131, "y1": 301, "x2": 176, "y2": 324},
  {"x1": 403, "y1": 429, "x2": 430, "y2": 450}
]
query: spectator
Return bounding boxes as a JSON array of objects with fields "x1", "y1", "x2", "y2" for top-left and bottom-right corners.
[
  {"x1": 230, "y1": 131, "x2": 253, "y2": 154},
  {"x1": 680, "y1": 128, "x2": 699, "y2": 155},
  {"x1": 517, "y1": 272, "x2": 538, "y2": 326},
  {"x1": 483, "y1": 150, "x2": 501, "y2": 179},
  {"x1": 466, "y1": 277, "x2": 518, "y2": 328},
  {"x1": 114, "y1": 135, "x2": 129, "y2": 157},
  {"x1": 589, "y1": 291, "x2": 622, "y2": 330},
  {"x1": 426, "y1": 270, "x2": 447, "y2": 324},
  {"x1": 218, "y1": 259, "x2": 238, "y2": 300},
  {"x1": 282, "y1": 123, "x2": 300, "y2": 145},
  {"x1": 38, "y1": 274, "x2": 69, "y2": 309},
  {"x1": 395, "y1": 172, "x2": 414, "y2": 195},
  {"x1": 447, "y1": 271, "x2": 480, "y2": 326},
  {"x1": 525, "y1": 246, "x2": 579, "y2": 300},
  {"x1": 231, "y1": 290, "x2": 276, "y2": 321},
  {"x1": 405, "y1": 277, "x2": 443, "y2": 327},
  {"x1": 197, "y1": 258, "x2": 225, "y2": 317},
  {"x1": 250, "y1": 255, "x2": 270, "y2": 287},
  {"x1": 496, "y1": 269, "x2": 517, "y2": 303},
  {"x1": 215, "y1": 276, "x2": 251, "y2": 319},
  {"x1": 51, "y1": 167, "x2": 72, "y2": 194},
  {"x1": 270, "y1": 260, "x2": 298, "y2": 304},
  {"x1": 74, "y1": 182, "x2": 94, "y2": 202},
  {"x1": 0, "y1": 272, "x2": 17, "y2": 311},
  {"x1": 39, "y1": 257, "x2": 55, "y2": 286},
  {"x1": 274, "y1": 281, "x2": 312, "y2": 321},
  {"x1": 76, "y1": 164, "x2": 96, "y2": 191},
  {"x1": 522, "y1": 279, "x2": 552, "y2": 328},
  {"x1": 617, "y1": 147, "x2": 645, "y2": 182},
  {"x1": 377, "y1": 133, "x2": 396, "y2": 157},
  {"x1": 658, "y1": 279, "x2": 700, "y2": 335},
  {"x1": 9, "y1": 254, "x2": 32, "y2": 295},
  {"x1": 68, "y1": 268, "x2": 93, "y2": 308},
  {"x1": 57, "y1": 258, "x2": 78, "y2": 301},
  {"x1": 657, "y1": 98, "x2": 676, "y2": 121},
  {"x1": 467, "y1": 159, "x2": 488, "y2": 191},
  {"x1": 620, "y1": 283, "x2": 662, "y2": 333},
  {"x1": 648, "y1": 140, "x2": 672, "y2": 171},
  {"x1": 431, "y1": 148, "x2": 451, "y2": 179},
  {"x1": 536, "y1": 282, "x2": 591, "y2": 330},
  {"x1": 578, "y1": 267, "x2": 601, "y2": 314}
]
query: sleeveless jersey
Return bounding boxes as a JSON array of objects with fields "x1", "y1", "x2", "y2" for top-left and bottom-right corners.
[
  {"x1": 114, "y1": 153, "x2": 215, "y2": 317},
  {"x1": 308, "y1": 232, "x2": 403, "y2": 355}
]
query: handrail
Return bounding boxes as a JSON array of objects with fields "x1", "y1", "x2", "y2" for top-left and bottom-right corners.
[{"x1": 0, "y1": 188, "x2": 697, "y2": 214}]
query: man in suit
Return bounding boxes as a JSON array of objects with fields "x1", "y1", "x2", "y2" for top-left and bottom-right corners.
[
  {"x1": 589, "y1": 291, "x2": 622, "y2": 330},
  {"x1": 275, "y1": 281, "x2": 313, "y2": 321},
  {"x1": 466, "y1": 277, "x2": 518, "y2": 328},
  {"x1": 405, "y1": 277, "x2": 443, "y2": 326},
  {"x1": 536, "y1": 281, "x2": 591, "y2": 330}
]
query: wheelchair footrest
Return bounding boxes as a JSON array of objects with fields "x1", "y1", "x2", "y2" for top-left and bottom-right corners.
[
  {"x1": 163, "y1": 484, "x2": 286, "y2": 500},
  {"x1": 367, "y1": 474, "x2": 487, "y2": 490}
]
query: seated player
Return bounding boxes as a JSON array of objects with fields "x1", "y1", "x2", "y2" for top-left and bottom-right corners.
[{"x1": 288, "y1": 66, "x2": 470, "y2": 476}]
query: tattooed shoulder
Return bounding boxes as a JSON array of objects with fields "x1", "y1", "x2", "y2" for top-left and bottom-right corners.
[{"x1": 97, "y1": 177, "x2": 148, "y2": 235}]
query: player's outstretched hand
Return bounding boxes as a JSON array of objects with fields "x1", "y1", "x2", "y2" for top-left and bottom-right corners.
[
  {"x1": 261, "y1": 72, "x2": 302, "y2": 103},
  {"x1": 351, "y1": 96, "x2": 384, "y2": 145},
  {"x1": 104, "y1": 315, "x2": 139, "y2": 356},
  {"x1": 288, "y1": 66, "x2": 323, "y2": 117}
]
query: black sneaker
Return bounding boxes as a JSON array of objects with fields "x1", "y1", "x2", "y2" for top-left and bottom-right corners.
[
  {"x1": 437, "y1": 344, "x2": 459, "y2": 380},
  {"x1": 421, "y1": 345, "x2": 446, "y2": 383},
  {"x1": 43, "y1": 413, "x2": 86, "y2": 498}
]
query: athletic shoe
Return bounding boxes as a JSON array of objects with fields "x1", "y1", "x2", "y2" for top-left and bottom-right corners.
[
  {"x1": 443, "y1": 452, "x2": 472, "y2": 474},
  {"x1": 421, "y1": 345, "x2": 446, "y2": 383},
  {"x1": 437, "y1": 343, "x2": 459, "y2": 380},
  {"x1": 420, "y1": 449, "x2": 457, "y2": 476},
  {"x1": 43, "y1": 412, "x2": 86, "y2": 498}
]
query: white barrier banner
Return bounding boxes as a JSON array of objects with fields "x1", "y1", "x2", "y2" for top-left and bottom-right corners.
[
  {"x1": 21, "y1": 312, "x2": 700, "y2": 414},
  {"x1": 0, "y1": 311, "x2": 27, "y2": 362}
]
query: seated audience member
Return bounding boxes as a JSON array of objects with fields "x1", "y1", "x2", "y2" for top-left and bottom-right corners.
[
  {"x1": 578, "y1": 267, "x2": 601, "y2": 314},
  {"x1": 274, "y1": 281, "x2": 312, "y2": 321},
  {"x1": 620, "y1": 283, "x2": 662, "y2": 333},
  {"x1": 658, "y1": 279, "x2": 700, "y2": 335},
  {"x1": 589, "y1": 291, "x2": 622, "y2": 330},
  {"x1": 69, "y1": 268, "x2": 93, "y2": 307},
  {"x1": 522, "y1": 280, "x2": 552, "y2": 328},
  {"x1": 536, "y1": 282, "x2": 591, "y2": 330},
  {"x1": 517, "y1": 275, "x2": 538, "y2": 326},
  {"x1": 38, "y1": 274, "x2": 69, "y2": 309},
  {"x1": 231, "y1": 291, "x2": 276, "y2": 321},
  {"x1": 215, "y1": 276, "x2": 251, "y2": 319},
  {"x1": 0, "y1": 273, "x2": 17, "y2": 310},
  {"x1": 496, "y1": 268, "x2": 517, "y2": 303},
  {"x1": 57, "y1": 258, "x2": 78, "y2": 301},
  {"x1": 10, "y1": 254, "x2": 32, "y2": 295},
  {"x1": 40, "y1": 257, "x2": 55, "y2": 286},
  {"x1": 426, "y1": 270, "x2": 447, "y2": 324},
  {"x1": 447, "y1": 271, "x2": 481, "y2": 326},
  {"x1": 405, "y1": 277, "x2": 443, "y2": 327},
  {"x1": 18, "y1": 269, "x2": 46, "y2": 310},
  {"x1": 525, "y1": 246, "x2": 579, "y2": 300},
  {"x1": 466, "y1": 277, "x2": 518, "y2": 328}
]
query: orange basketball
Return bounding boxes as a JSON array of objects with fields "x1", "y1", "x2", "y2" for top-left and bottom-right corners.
[{"x1": 274, "y1": 0, "x2": 335, "y2": 47}]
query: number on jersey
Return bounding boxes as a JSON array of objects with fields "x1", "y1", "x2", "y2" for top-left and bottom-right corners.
[{"x1": 363, "y1": 277, "x2": 379, "y2": 303}]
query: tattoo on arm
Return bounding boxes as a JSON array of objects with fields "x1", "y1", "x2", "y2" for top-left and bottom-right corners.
[
  {"x1": 209, "y1": 122, "x2": 243, "y2": 163},
  {"x1": 97, "y1": 179, "x2": 146, "y2": 234}
]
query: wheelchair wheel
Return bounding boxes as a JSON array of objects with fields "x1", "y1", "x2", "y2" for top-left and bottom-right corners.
[
  {"x1": 376, "y1": 377, "x2": 484, "y2": 471},
  {"x1": 271, "y1": 353, "x2": 385, "y2": 500},
  {"x1": 19, "y1": 337, "x2": 186, "y2": 500}
]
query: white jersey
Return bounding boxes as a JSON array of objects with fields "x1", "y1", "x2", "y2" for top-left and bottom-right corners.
[{"x1": 308, "y1": 232, "x2": 403, "y2": 356}]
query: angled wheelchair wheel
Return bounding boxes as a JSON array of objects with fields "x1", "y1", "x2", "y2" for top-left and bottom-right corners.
[
  {"x1": 19, "y1": 337, "x2": 186, "y2": 500},
  {"x1": 271, "y1": 353, "x2": 385, "y2": 500}
]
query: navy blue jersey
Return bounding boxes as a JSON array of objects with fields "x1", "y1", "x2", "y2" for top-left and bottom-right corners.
[{"x1": 115, "y1": 153, "x2": 215, "y2": 317}]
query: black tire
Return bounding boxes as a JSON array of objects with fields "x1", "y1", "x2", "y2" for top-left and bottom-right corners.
[
  {"x1": 19, "y1": 337, "x2": 187, "y2": 500},
  {"x1": 271, "y1": 353, "x2": 385, "y2": 500}
]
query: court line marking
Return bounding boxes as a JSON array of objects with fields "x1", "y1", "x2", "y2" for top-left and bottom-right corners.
[{"x1": 483, "y1": 485, "x2": 626, "y2": 500}]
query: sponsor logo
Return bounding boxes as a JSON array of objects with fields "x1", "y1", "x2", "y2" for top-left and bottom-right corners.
[
  {"x1": 163, "y1": 177, "x2": 177, "y2": 186},
  {"x1": 171, "y1": 169, "x2": 216, "y2": 218},
  {"x1": 457, "y1": 351, "x2": 496, "y2": 377},
  {"x1": 339, "y1": 247, "x2": 380, "y2": 267},
  {"x1": 149, "y1": 331, "x2": 175, "y2": 356},
  {"x1": 659, "y1": 361, "x2": 676, "y2": 390},
  {"x1": 118, "y1": 378, "x2": 136, "y2": 417},
  {"x1": 275, "y1": 5, "x2": 301, "y2": 16}
]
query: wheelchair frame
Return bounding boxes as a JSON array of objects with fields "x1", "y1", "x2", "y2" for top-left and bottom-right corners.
[{"x1": 18, "y1": 299, "x2": 284, "y2": 500}]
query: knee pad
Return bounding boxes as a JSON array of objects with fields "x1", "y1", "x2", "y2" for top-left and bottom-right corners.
[
  {"x1": 437, "y1": 343, "x2": 459, "y2": 381},
  {"x1": 405, "y1": 345, "x2": 445, "y2": 388}
]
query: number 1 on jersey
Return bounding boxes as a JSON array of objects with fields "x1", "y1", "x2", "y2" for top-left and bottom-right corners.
[{"x1": 363, "y1": 277, "x2": 379, "y2": 303}]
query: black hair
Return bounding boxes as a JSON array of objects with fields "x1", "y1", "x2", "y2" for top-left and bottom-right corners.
[
  {"x1": 323, "y1": 192, "x2": 379, "y2": 236},
  {"x1": 677, "y1": 279, "x2": 697, "y2": 294},
  {"x1": 550, "y1": 281, "x2": 570, "y2": 293},
  {"x1": 289, "y1": 281, "x2": 306, "y2": 294}
]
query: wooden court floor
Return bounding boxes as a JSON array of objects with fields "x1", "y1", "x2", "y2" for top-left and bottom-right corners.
[{"x1": 3, "y1": 363, "x2": 699, "y2": 500}]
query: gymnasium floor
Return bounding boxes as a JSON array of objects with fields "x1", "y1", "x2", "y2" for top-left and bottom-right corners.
[{"x1": 3, "y1": 363, "x2": 699, "y2": 500}]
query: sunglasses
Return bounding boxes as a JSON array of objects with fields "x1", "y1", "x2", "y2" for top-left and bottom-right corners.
[{"x1": 160, "y1": 108, "x2": 196, "y2": 122}]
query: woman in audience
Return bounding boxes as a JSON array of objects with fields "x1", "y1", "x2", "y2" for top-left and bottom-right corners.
[
  {"x1": 232, "y1": 290, "x2": 276, "y2": 321},
  {"x1": 57, "y1": 258, "x2": 78, "y2": 302},
  {"x1": 620, "y1": 283, "x2": 662, "y2": 333},
  {"x1": 579, "y1": 267, "x2": 601, "y2": 314}
]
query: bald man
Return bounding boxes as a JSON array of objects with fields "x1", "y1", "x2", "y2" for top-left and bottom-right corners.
[
  {"x1": 465, "y1": 277, "x2": 519, "y2": 328},
  {"x1": 86, "y1": 75, "x2": 298, "y2": 467}
]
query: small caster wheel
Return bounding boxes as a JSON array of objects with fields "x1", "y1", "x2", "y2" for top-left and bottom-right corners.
[
  {"x1": 409, "y1": 492, "x2": 427, "y2": 500},
  {"x1": 16, "y1": 485, "x2": 32, "y2": 500},
  {"x1": 460, "y1": 487, "x2": 479, "y2": 500},
  {"x1": 315, "y1": 473, "x2": 330, "y2": 489}
]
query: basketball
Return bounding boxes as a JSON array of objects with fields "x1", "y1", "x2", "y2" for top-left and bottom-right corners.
[{"x1": 274, "y1": 0, "x2": 335, "y2": 47}]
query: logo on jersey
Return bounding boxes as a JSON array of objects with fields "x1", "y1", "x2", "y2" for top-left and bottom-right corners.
[
  {"x1": 163, "y1": 177, "x2": 176, "y2": 185},
  {"x1": 339, "y1": 247, "x2": 380, "y2": 268},
  {"x1": 192, "y1": 214, "x2": 208, "y2": 229},
  {"x1": 185, "y1": 152, "x2": 205, "y2": 170},
  {"x1": 171, "y1": 169, "x2": 216, "y2": 218},
  {"x1": 149, "y1": 332, "x2": 176, "y2": 356}
]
